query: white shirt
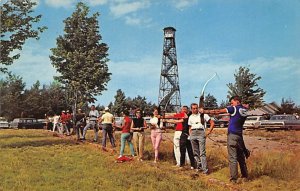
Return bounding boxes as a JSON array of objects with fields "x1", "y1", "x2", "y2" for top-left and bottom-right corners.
[
  {"x1": 150, "y1": 116, "x2": 163, "y2": 129},
  {"x1": 188, "y1": 113, "x2": 211, "y2": 129},
  {"x1": 53, "y1": 115, "x2": 60, "y2": 124},
  {"x1": 89, "y1": 110, "x2": 99, "y2": 121}
]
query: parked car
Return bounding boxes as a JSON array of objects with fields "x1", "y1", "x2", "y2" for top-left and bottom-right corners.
[
  {"x1": 243, "y1": 115, "x2": 267, "y2": 129},
  {"x1": 143, "y1": 117, "x2": 151, "y2": 124},
  {"x1": 206, "y1": 117, "x2": 221, "y2": 128},
  {"x1": 37, "y1": 119, "x2": 48, "y2": 129},
  {"x1": 259, "y1": 114, "x2": 300, "y2": 130},
  {"x1": 113, "y1": 117, "x2": 124, "y2": 130},
  {"x1": 0, "y1": 117, "x2": 9, "y2": 129},
  {"x1": 9, "y1": 118, "x2": 44, "y2": 129},
  {"x1": 217, "y1": 114, "x2": 230, "y2": 128}
]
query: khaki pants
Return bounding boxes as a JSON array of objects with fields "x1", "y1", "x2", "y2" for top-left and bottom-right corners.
[{"x1": 133, "y1": 131, "x2": 145, "y2": 159}]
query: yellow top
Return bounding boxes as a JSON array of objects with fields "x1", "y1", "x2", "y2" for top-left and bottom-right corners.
[{"x1": 101, "y1": 112, "x2": 114, "y2": 124}]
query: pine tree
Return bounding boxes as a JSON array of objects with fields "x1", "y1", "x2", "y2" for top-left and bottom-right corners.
[
  {"x1": 278, "y1": 98, "x2": 296, "y2": 114},
  {"x1": 219, "y1": 100, "x2": 229, "y2": 108},
  {"x1": 50, "y1": 2, "x2": 110, "y2": 115},
  {"x1": 0, "y1": 73, "x2": 25, "y2": 120},
  {"x1": 227, "y1": 66, "x2": 265, "y2": 108},
  {"x1": 112, "y1": 89, "x2": 126, "y2": 116},
  {"x1": 204, "y1": 93, "x2": 218, "y2": 109},
  {"x1": 22, "y1": 81, "x2": 44, "y2": 118}
]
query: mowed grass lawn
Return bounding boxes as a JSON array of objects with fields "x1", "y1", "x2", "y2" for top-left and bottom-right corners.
[
  {"x1": 0, "y1": 129, "x2": 299, "y2": 191},
  {"x1": 0, "y1": 129, "x2": 214, "y2": 191}
]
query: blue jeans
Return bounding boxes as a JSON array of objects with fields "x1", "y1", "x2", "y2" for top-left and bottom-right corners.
[
  {"x1": 190, "y1": 129, "x2": 208, "y2": 173},
  {"x1": 75, "y1": 121, "x2": 84, "y2": 139},
  {"x1": 120, "y1": 133, "x2": 135, "y2": 156},
  {"x1": 82, "y1": 121, "x2": 98, "y2": 141},
  {"x1": 102, "y1": 124, "x2": 115, "y2": 147}
]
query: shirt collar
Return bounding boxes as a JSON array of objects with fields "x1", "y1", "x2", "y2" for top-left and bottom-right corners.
[{"x1": 192, "y1": 113, "x2": 199, "y2": 116}]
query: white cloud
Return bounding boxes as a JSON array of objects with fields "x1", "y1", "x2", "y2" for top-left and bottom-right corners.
[
  {"x1": 107, "y1": 1, "x2": 153, "y2": 26},
  {"x1": 44, "y1": 0, "x2": 152, "y2": 26},
  {"x1": 245, "y1": 57, "x2": 300, "y2": 104},
  {"x1": 172, "y1": 0, "x2": 198, "y2": 10},
  {"x1": 96, "y1": 56, "x2": 161, "y2": 105},
  {"x1": 97, "y1": 52, "x2": 300, "y2": 107},
  {"x1": 44, "y1": 0, "x2": 75, "y2": 8},
  {"x1": 85, "y1": 0, "x2": 108, "y2": 6},
  {"x1": 45, "y1": 0, "x2": 109, "y2": 8},
  {"x1": 7, "y1": 43, "x2": 58, "y2": 88},
  {"x1": 110, "y1": 1, "x2": 150, "y2": 17},
  {"x1": 124, "y1": 15, "x2": 152, "y2": 26},
  {"x1": 124, "y1": 16, "x2": 141, "y2": 25},
  {"x1": 8, "y1": 43, "x2": 299, "y2": 106},
  {"x1": 178, "y1": 53, "x2": 300, "y2": 105}
]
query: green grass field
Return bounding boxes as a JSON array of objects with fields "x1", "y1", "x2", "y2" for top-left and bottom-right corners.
[{"x1": 0, "y1": 129, "x2": 299, "y2": 191}]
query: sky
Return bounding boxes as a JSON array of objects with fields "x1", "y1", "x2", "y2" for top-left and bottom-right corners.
[{"x1": 3, "y1": 0, "x2": 300, "y2": 107}]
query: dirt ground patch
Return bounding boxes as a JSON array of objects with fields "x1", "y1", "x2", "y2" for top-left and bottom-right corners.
[
  {"x1": 163, "y1": 128, "x2": 300, "y2": 154},
  {"x1": 205, "y1": 128, "x2": 300, "y2": 154}
]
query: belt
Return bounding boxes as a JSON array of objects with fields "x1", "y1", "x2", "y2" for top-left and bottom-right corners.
[
  {"x1": 228, "y1": 132, "x2": 242, "y2": 136},
  {"x1": 191, "y1": 128, "x2": 204, "y2": 131}
]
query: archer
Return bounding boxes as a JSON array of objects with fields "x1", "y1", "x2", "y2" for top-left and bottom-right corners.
[{"x1": 203, "y1": 96, "x2": 249, "y2": 183}]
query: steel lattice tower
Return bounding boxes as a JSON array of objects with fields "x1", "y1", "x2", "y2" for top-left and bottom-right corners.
[{"x1": 158, "y1": 27, "x2": 181, "y2": 112}]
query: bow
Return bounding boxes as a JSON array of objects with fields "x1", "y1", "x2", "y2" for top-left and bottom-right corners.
[{"x1": 199, "y1": 72, "x2": 218, "y2": 108}]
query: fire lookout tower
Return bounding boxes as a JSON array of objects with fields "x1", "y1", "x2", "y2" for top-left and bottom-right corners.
[{"x1": 158, "y1": 27, "x2": 181, "y2": 112}]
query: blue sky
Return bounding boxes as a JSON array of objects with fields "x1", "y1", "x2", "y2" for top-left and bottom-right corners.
[{"x1": 4, "y1": 0, "x2": 300, "y2": 106}]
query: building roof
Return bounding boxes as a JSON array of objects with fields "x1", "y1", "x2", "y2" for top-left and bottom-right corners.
[{"x1": 247, "y1": 102, "x2": 280, "y2": 116}]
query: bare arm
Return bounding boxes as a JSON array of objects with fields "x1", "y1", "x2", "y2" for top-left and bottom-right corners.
[
  {"x1": 143, "y1": 120, "x2": 147, "y2": 129},
  {"x1": 163, "y1": 119, "x2": 183, "y2": 123},
  {"x1": 203, "y1": 108, "x2": 227, "y2": 115},
  {"x1": 206, "y1": 119, "x2": 214, "y2": 136},
  {"x1": 130, "y1": 120, "x2": 135, "y2": 130},
  {"x1": 98, "y1": 116, "x2": 103, "y2": 123}
]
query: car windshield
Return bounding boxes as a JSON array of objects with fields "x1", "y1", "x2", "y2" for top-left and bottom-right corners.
[
  {"x1": 246, "y1": 117, "x2": 258, "y2": 121},
  {"x1": 114, "y1": 117, "x2": 122, "y2": 121},
  {"x1": 0, "y1": 117, "x2": 7, "y2": 121},
  {"x1": 270, "y1": 116, "x2": 289, "y2": 120},
  {"x1": 220, "y1": 116, "x2": 230, "y2": 120}
]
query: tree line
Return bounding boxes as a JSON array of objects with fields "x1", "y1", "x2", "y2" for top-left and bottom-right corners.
[
  {"x1": 1, "y1": 72, "x2": 298, "y2": 121},
  {"x1": 0, "y1": 74, "x2": 156, "y2": 120}
]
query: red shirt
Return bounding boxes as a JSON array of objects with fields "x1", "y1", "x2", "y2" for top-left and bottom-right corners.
[
  {"x1": 66, "y1": 113, "x2": 72, "y2": 121},
  {"x1": 61, "y1": 113, "x2": 68, "y2": 123},
  {"x1": 122, "y1": 116, "x2": 132, "y2": 133},
  {"x1": 173, "y1": 112, "x2": 185, "y2": 131}
]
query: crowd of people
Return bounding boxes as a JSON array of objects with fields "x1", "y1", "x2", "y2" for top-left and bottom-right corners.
[{"x1": 46, "y1": 95, "x2": 250, "y2": 183}]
